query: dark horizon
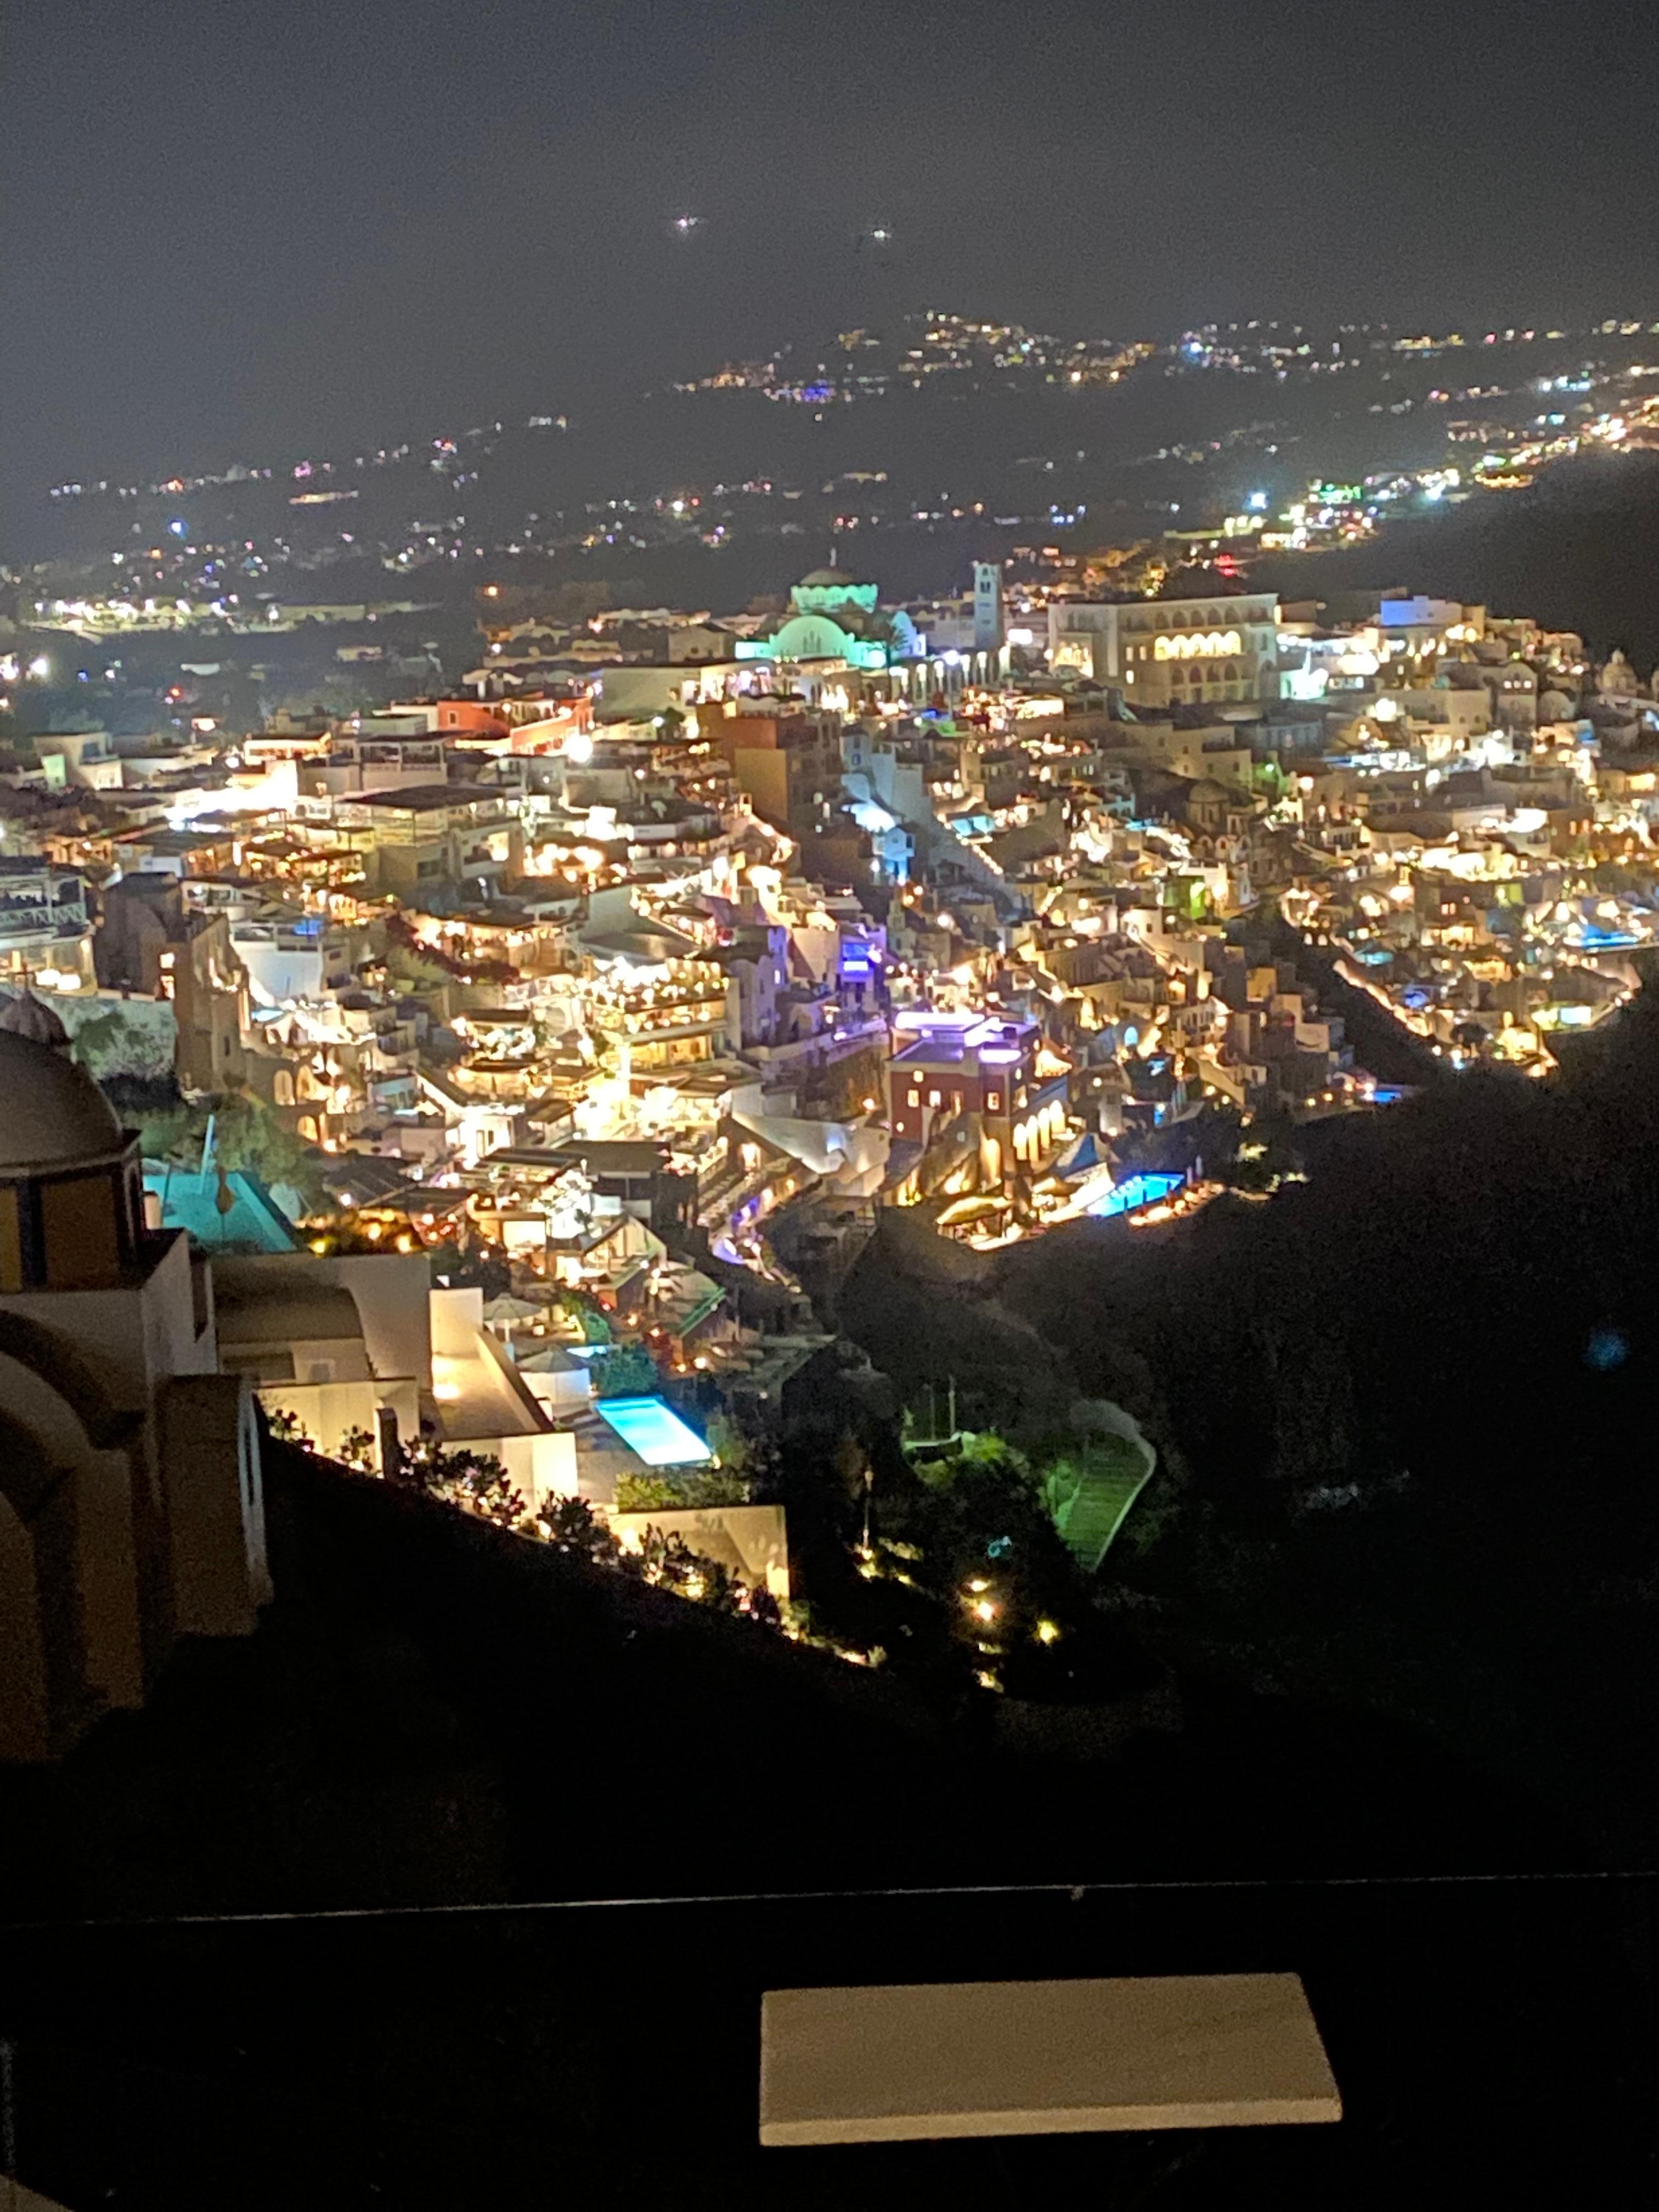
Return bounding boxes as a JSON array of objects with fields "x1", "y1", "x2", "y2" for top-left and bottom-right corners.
[{"x1": 5, "y1": 0, "x2": 1657, "y2": 541}]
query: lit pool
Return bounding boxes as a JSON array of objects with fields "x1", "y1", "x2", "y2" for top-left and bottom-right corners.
[
  {"x1": 596, "y1": 1396, "x2": 713, "y2": 1468},
  {"x1": 1087, "y1": 1172, "x2": 1184, "y2": 1220}
]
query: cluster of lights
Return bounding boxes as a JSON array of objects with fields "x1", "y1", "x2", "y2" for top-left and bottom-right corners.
[{"x1": 1153, "y1": 629, "x2": 1243, "y2": 662}]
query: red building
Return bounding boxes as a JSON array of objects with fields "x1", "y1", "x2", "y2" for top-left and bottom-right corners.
[{"x1": 884, "y1": 1009, "x2": 1070, "y2": 1201}]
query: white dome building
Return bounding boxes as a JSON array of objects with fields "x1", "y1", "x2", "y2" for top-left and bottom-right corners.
[{"x1": 0, "y1": 1032, "x2": 269, "y2": 1762}]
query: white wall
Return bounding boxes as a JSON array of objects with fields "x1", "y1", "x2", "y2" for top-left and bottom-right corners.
[
  {"x1": 233, "y1": 938, "x2": 325, "y2": 1003},
  {"x1": 431, "y1": 1283, "x2": 484, "y2": 1357},
  {"x1": 160, "y1": 1373, "x2": 270, "y2": 1633},
  {"x1": 496, "y1": 1427, "x2": 579, "y2": 1508},
  {"x1": 1, "y1": 1232, "x2": 211, "y2": 1414},
  {"x1": 217, "y1": 1249, "x2": 432, "y2": 1391},
  {"x1": 255, "y1": 1375, "x2": 381, "y2": 1468},
  {"x1": 607, "y1": 1502, "x2": 791, "y2": 1599}
]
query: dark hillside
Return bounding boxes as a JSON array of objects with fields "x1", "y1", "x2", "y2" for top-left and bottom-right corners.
[{"x1": 983, "y1": 984, "x2": 1659, "y2": 1858}]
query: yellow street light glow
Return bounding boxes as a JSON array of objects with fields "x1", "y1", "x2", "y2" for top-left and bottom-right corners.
[{"x1": 1035, "y1": 1619, "x2": 1062, "y2": 1644}]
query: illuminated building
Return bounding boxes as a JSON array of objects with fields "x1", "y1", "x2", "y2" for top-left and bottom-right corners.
[
  {"x1": 883, "y1": 1009, "x2": 1070, "y2": 1205},
  {"x1": 974, "y1": 561, "x2": 1006, "y2": 653},
  {"x1": 304, "y1": 722, "x2": 449, "y2": 797},
  {"x1": 104, "y1": 823, "x2": 244, "y2": 879},
  {"x1": 705, "y1": 704, "x2": 843, "y2": 836},
  {"x1": 96, "y1": 873, "x2": 250, "y2": 1090},
  {"x1": 586, "y1": 961, "x2": 736, "y2": 1071},
  {"x1": 736, "y1": 569, "x2": 923, "y2": 674},
  {"x1": 0, "y1": 860, "x2": 96, "y2": 989},
  {"x1": 230, "y1": 911, "x2": 360, "y2": 1005},
  {"x1": 215, "y1": 1254, "x2": 579, "y2": 1504},
  {"x1": 583, "y1": 661, "x2": 748, "y2": 721},
  {"x1": 331, "y1": 785, "x2": 522, "y2": 897},
  {"x1": 33, "y1": 731, "x2": 124, "y2": 791},
  {"x1": 1048, "y1": 592, "x2": 1280, "y2": 707}
]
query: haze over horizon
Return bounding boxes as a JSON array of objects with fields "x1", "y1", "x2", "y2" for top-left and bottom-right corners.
[{"x1": 5, "y1": 0, "x2": 1657, "y2": 544}]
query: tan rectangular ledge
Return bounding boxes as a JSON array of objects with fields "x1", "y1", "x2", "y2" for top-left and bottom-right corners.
[{"x1": 760, "y1": 1972, "x2": 1342, "y2": 2147}]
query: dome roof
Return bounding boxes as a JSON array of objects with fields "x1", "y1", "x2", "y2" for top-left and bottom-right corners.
[
  {"x1": 0, "y1": 986, "x2": 70, "y2": 1051},
  {"x1": 0, "y1": 1030, "x2": 127, "y2": 1175},
  {"x1": 214, "y1": 1282, "x2": 365, "y2": 1345},
  {"x1": 797, "y1": 566, "x2": 874, "y2": 589}
]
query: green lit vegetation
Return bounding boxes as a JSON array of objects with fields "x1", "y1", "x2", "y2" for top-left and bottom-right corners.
[{"x1": 1040, "y1": 1436, "x2": 1155, "y2": 1573}]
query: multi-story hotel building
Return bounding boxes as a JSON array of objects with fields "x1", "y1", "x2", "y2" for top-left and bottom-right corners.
[{"x1": 1048, "y1": 592, "x2": 1280, "y2": 710}]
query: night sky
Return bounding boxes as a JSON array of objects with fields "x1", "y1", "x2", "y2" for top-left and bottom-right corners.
[{"x1": 4, "y1": 0, "x2": 1656, "y2": 541}]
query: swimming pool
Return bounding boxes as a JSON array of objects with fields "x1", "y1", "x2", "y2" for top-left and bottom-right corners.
[
  {"x1": 1087, "y1": 1172, "x2": 1184, "y2": 1220},
  {"x1": 595, "y1": 1396, "x2": 714, "y2": 1467}
]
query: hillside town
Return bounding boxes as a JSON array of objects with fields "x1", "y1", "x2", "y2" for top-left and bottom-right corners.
[
  {"x1": 21, "y1": 309, "x2": 1659, "y2": 611},
  {"x1": 5, "y1": 551, "x2": 1659, "y2": 1759},
  {"x1": 16, "y1": 0, "x2": 1659, "y2": 2192}
]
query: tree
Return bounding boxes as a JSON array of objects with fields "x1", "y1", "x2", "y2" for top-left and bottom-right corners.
[
  {"x1": 614, "y1": 1466, "x2": 748, "y2": 1512},
  {"x1": 429, "y1": 1236, "x2": 511, "y2": 1300},
  {"x1": 536, "y1": 1494, "x2": 620, "y2": 1565},
  {"x1": 746, "y1": 1585, "x2": 783, "y2": 1630},
  {"x1": 69, "y1": 1002, "x2": 172, "y2": 1082},
  {"x1": 133, "y1": 1088, "x2": 327, "y2": 1211},
  {"x1": 336, "y1": 1426, "x2": 379, "y2": 1474},
  {"x1": 299, "y1": 1220, "x2": 383, "y2": 1256},
  {"x1": 593, "y1": 1342, "x2": 663, "y2": 1398},
  {"x1": 621, "y1": 1526, "x2": 743, "y2": 1610},
  {"x1": 706, "y1": 1409, "x2": 775, "y2": 1489},
  {"x1": 400, "y1": 1436, "x2": 526, "y2": 1527},
  {"x1": 551, "y1": 1287, "x2": 612, "y2": 1345},
  {"x1": 897, "y1": 1431, "x2": 1093, "y2": 1653}
]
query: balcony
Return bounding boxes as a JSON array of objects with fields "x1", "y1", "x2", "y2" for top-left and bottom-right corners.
[
  {"x1": 605, "y1": 999, "x2": 728, "y2": 1040},
  {"x1": 3, "y1": 1875, "x2": 1651, "y2": 2205},
  {"x1": 0, "y1": 904, "x2": 85, "y2": 941},
  {"x1": 2, "y1": 1429, "x2": 1654, "y2": 2205}
]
